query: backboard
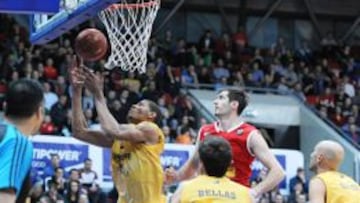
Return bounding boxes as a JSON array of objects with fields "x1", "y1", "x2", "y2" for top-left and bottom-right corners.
[
  {"x1": 30, "y1": 0, "x2": 120, "y2": 44},
  {"x1": 0, "y1": 0, "x2": 60, "y2": 14}
]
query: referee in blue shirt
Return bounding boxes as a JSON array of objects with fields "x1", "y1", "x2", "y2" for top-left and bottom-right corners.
[{"x1": 0, "y1": 79, "x2": 44, "y2": 203}]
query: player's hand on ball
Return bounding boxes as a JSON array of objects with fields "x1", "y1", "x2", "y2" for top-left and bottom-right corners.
[{"x1": 83, "y1": 67, "x2": 104, "y2": 98}]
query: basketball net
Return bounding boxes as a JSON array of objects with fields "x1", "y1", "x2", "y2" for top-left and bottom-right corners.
[{"x1": 99, "y1": 0, "x2": 160, "y2": 73}]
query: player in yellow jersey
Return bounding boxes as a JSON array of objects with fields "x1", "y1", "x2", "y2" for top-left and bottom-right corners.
[
  {"x1": 171, "y1": 136, "x2": 254, "y2": 203},
  {"x1": 69, "y1": 57, "x2": 165, "y2": 203},
  {"x1": 309, "y1": 140, "x2": 360, "y2": 203}
]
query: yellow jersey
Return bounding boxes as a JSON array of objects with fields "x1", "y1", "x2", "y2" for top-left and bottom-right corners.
[
  {"x1": 180, "y1": 175, "x2": 252, "y2": 203},
  {"x1": 316, "y1": 171, "x2": 360, "y2": 203},
  {"x1": 111, "y1": 122, "x2": 165, "y2": 203}
]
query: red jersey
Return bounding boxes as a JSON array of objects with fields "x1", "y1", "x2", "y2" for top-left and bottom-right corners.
[{"x1": 199, "y1": 122, "x2": 256, "y2": 187}]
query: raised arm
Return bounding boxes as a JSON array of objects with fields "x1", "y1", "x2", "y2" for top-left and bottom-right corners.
[
  {"x1": 82, "y1": 68, "x2": 158, "y2": 143},
  {"x1": 165, "y1": 130, "x2": 202, "y2": 185},
  {"x1": 249, "y1": 130, "x2": 285, "y2": 197},
  {"x1": 69, "y1": 57, "x2": 113, "y2": 148},
  {"x1": 170, "y1": 183, "x2": 184, "y2": 203},
  {"x1": 176, "y1": 145, "x2": 201, "y2": 181}
]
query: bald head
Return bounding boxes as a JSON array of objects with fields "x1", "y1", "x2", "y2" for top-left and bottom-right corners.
[{"x1": 315, "y1": 140, "x2": 344, "y2": 170}]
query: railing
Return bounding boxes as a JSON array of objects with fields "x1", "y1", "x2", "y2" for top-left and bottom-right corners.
[{"x1": 181, "y1": 83, "x2": 360, "y2": 150}]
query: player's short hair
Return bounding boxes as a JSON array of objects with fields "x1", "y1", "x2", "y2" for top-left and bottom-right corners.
[
  {"x1": 199, "y1": 136, "x2": 232, "y2": 177},
  {"x1": 146, "y1": 99, "x2": 163, "y2": 126},
  {"x1": 219, "y1": 88, "x2": 248, "y2": 115},
  {"x1": 5, "y1": 79, "x2": 44, "y2": 119}
]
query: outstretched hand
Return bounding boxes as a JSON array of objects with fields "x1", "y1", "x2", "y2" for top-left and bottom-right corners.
[
  {"x1": 69, "y1": 55, "x2": 86, "y2": 89},
  {"x1": 164, "y1": 167, "x2": 178, "y2": 185},
  {"x1": 83, "y1": 67, "x2": 104, "y2": 98}
]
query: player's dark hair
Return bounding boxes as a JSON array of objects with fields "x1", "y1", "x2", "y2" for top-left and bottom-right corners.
[
  {"x1": 146, "y1": 99, "x2": 163, "y2": 126},
  {"x1": 219, "y1": 88, "x2": 248, "y2": 115},
  {"x1": 199, "y1": 136, "x2": 232, "y2": 177},
  {"x1": 5, "y1": 79, "x2": 44, "y2": 119}
]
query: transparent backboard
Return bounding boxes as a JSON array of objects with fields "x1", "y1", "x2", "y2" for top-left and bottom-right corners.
[
  {"x1": 30, "y1": 0, "x2": 119, "y2": 44},
  {"x1": 0, "y1": 0, "x2": 60, "y2": 14}
]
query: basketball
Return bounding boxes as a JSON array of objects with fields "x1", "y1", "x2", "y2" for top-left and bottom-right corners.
[{"x1": 74, "y1": 28, "x2": 108, "y2": 61}]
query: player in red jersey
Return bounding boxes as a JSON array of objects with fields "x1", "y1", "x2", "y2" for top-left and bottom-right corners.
[{"x1": 166, "y1": 88, "x2": 285, "y2": 199}]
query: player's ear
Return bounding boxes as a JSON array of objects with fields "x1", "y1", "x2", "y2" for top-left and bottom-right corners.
[
  {"x1": 230, "y1": 101, "x2": 239, "y2": 110},
  {"x1": 148, "y1": 111, "x2": 157, "y2": 120},
  {"x1": 36, "y1": 105, "x2": 45, "y2": 120}
]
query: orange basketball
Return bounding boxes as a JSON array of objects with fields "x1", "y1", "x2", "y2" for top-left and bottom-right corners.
[{"x1": 74, "y1": 28, "x2": 108, "y2": 61}]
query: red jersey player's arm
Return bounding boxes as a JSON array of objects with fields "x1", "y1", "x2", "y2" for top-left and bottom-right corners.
[
  {"x1": 170, "y1": 183, "x2": 184, "y2": 203},
  {"x1": 174, "y1": 127, "x2": 204, "y2": 182},
  {"x1": 248, "y1": 130, "x2": 285, "y2": 196}
]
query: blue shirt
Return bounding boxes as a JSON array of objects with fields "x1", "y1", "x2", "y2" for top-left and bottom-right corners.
[{"x1": 0, "y1": 123, "x2": 33, "y2": 197}]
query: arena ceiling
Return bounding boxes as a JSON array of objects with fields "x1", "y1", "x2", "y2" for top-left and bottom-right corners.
[{"x1": 162, "y1": 0, "x2": 360, "y2": 20}]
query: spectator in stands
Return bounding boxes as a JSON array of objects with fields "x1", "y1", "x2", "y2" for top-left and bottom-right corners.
[
  {"x1": 50, "y1": 94, "x2": 69, "y2": 133},
  {"x1": 250, "y1": 62, "x2": 264, "y2": 86},
  {"x1": 319, "y1": 106, "x2": 328, "y2": 118},
  {"x1": 43, "y1": 82, "x2": 59, "y2": 111},
  {"x1": 48, "y1": 167, "x2": 66, "y2": 195},
  {"x1": 142, "y1": 80, "x2": 160, "y2": 102},
  {"x1": 80, "y1": 159, "x2": 98, "y2": 189},
  {"x1": 347, "y1": 124, "x2": 359, "y2": 144},
  {"x1": 296, "y1": 193, "x2": 307, "y2": 203},
  {"x1": 80, "y1": 159, "x2": 106, "y2": 203},
  {"x1": 175, "y1": 126, "x2": 193, "y2": 145},
  {"x1": 318, "y1": 87, "x2": 335, "y2": 108},
  {"x1": 79, "y1": 194, "x2": 90, "y2": 203},
  {"x1": 273, "y1": 193, "x2": 285, "y2": 203},
  {"x1": 292, "y1": 82, "x2": 306, "y2": 101},
  {"x1": 65, "y1": 169, "x2": 83, "y2": 192},
  {"x1": 198, "y1": 29, "x2": 215, "y2": 65},
  {"x1": 29, "y1": 182, "x2": 44, "y2": 203},
  {"x1": 331, "y1": 106, "x2": 346, "y2": 126},
  {"x1": 343, "y1": 76, "x2": 355, "y2": 98},
  {"x1": 341, "y1": 116, "x2": 357, "y2": 133},
  {"x1": 288, "y1": 181, "x2": 306, "y2": 203},
  {"x1": 43, "y1": 181, "x2": 64, "y2": 203},
  {"x1": 213, "y1": 59, "x2": 230, "y2": 81},
  {"x1": 64, "y1": 180, "x2": 81, "y2": 203},
  {"x1": 44, "y1": 58, "x2": 58, "y2": 80},
  {"x1": 43, "y1": 154, "x2": 63, "y2": 180},
  {"x1": 40, "y1": 115, "x2": 57, "y2": 135},
  {"x1": 289, "y1": 167, "x2": 308, "y2": 194},
  {"x1": 162, "y1": 125, "x2": 172, "y2": 143}
]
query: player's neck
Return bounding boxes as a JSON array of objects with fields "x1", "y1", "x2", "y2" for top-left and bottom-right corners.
[
  {"x1": 316, "y1": 167, "x2": 335, "y2": 174},
  {"x1": 218, "y1": 116, "x2": 242, "y2": 131},
  {"x1": 4, "y1": 117, "x2": 34, "y2": 136}
]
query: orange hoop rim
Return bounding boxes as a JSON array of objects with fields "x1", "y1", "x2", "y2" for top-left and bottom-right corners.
[{"x1": 107, "y1": 1, "x2": 159, "y2": 10}]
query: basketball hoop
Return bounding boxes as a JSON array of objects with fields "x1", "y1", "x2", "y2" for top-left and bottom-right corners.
[{"x1": 99, "y1": 0, "x2": 160, "y2": 73}]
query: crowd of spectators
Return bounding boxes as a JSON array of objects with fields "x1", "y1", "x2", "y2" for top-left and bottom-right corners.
[
  {"x1": 1, "y1": 13, "x2": 359, "y2": 202},
  {"x1": 30, "y1": 154, "x2": 113, "y2": 203}
]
